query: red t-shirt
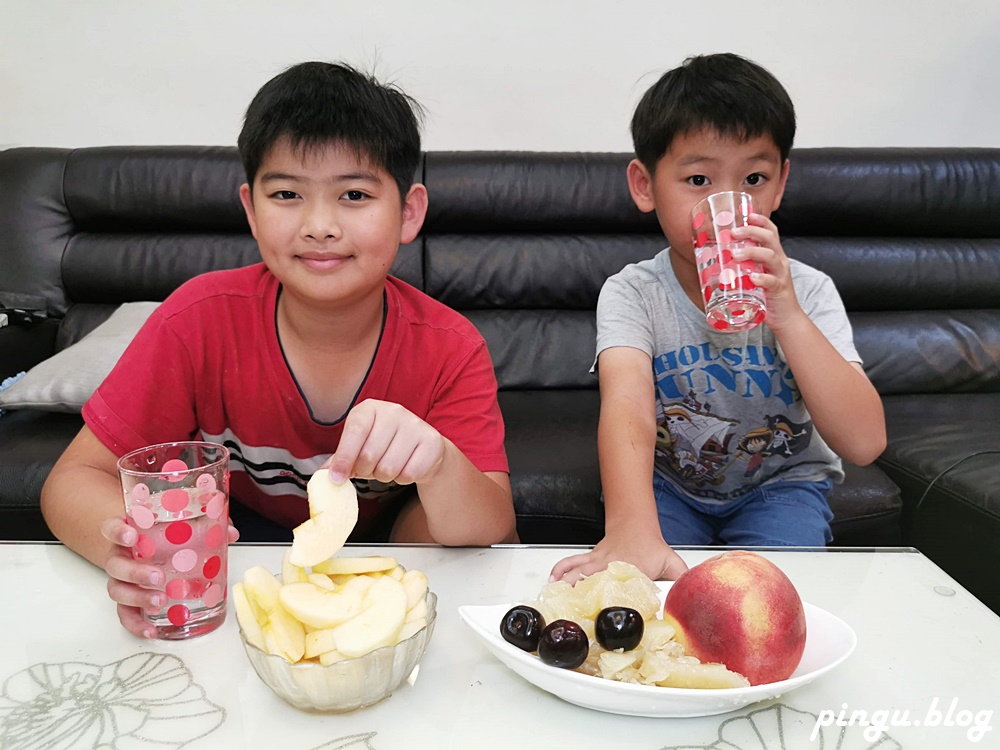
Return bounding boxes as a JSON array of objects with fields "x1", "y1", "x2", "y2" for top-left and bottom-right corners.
[{"x1": 83, "y1": 264, "x2": 508, "y2": 536}]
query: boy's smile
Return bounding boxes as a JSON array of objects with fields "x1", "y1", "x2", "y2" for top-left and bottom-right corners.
[
  {"x1": 627, "y1": 129, "x2": 789, "y2": 307},
  {"x1": 239, "y1": 138, "x2": 427, "y2": 311}
]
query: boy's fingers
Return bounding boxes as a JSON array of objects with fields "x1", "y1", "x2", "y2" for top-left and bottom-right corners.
[
  {"x1": 102, "y1": 516, "x2": 137, "y2": 547},
  {"x1": 549, "y1": 553, "x2": 596, "y2": 583},
  {"x1": 106, "y1": 554, "x2": 164, "y2": 588},
  {"x1": 108, "y1": 577, "x2": 166, "y2": 610},
  {"x1": 328, "y1": 408, "x2": 378, "y2": 482},
  {"x1": 117, "y1": 603, "x2": 157, "y2": 639},
  {"x1": 227, "y1": 524, "x2": 240, "y2": 544}
]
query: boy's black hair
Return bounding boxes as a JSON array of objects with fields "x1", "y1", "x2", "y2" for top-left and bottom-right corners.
[
  {"x1": 631, "y1": 53, "x2": 796, "y2": 171},
  {"x1": 238, "y1": 61, "x2": 423, "y2": 201}
]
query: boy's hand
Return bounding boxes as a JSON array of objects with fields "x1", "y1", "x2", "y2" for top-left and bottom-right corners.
[
  {"x1": 326, "y1": 399, "x2": 446, "y2": 486},
  {"x1": 548, "y1": 530, "x2": 688, "y2": 584},
  {"x1": 102, "y1": 516, "x2": 239, "y2": 638},
  {"x1": 730, "y1": 213, "x2": 806, "y2": 332}
]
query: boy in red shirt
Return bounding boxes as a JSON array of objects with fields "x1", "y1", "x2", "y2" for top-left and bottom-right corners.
[{"x1": 41, "y1": 62, "x2": 516, "y2": 638}]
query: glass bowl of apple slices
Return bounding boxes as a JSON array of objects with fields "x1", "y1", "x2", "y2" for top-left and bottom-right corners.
[{"x1": 235, "y1": 551, "x2": 437, "y2": 713}]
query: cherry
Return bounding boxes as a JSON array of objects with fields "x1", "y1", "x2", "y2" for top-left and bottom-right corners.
[
  {"x1": 500, "y1": 605, "x2": 545, "y2": 652},
  {"x1": 538, "y1": 619, "x2": 589, "y2": 669},
  {"x1": 594, "y1": 607, "x2": 644, "y2": 652}
]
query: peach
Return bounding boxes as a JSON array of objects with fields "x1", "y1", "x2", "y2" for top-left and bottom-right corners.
[{"x1": 661, "y1": 550, "x2": 806, "y2": 686}]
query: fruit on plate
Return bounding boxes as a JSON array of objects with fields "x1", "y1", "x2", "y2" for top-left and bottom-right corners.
[
  {"x1": 661, "y1": 550, "x2": 806, "y2": 686},
  {"x1": 288, "y1": 470, "x2": 359, "y2": 567},
  {"x1": 506, "y1": 563, "x2": 751, "y2": 689},
  {"x1": 500, "y1": 605, "x2": 545, "y2": 652},
  {"x1": 538, "y1": 620, "x2": 589, "y2": 669},
  {"x1": 594, "y1": 607, "x2": 644, "y2": 652}
]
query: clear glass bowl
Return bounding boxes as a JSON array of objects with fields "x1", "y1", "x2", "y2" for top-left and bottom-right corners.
[{"x1": 239, "y1": 591, "x2": 437, "y2": 712}]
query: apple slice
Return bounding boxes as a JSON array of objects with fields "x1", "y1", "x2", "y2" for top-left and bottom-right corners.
[
  {"x1": 281, "y1": 548, "x2": 307, "y2": 585},
  {"x1": 312, "y1": 555, "x2": 398, "y2": 576},
  {"x1": 319, "y1": 649, "x2": 348, "y2": 666},
  {"x1": 233, "y1": 582, "x2": 266, "y2": 652},
  {"x1": 289, "y1": 470, "x2": 359, "y2": 567},
  {"x1": 331, "y1": 575, "x2": 407, "y2": 658},
  {"x1": 304, "y1": 627, "x2": 339, "y2": 659},
  {"x1": 243, "y1": 566, "x2": 282, "y2": 615},
  {"x1": 388, "y1": 565, "x2": 405, "y2": 581},
  {"x1": 400, "y1": 569, "x2": 428, "y2": 611},
  {"x1": 263, "y1": 603, "x2": 305, "y2": 662},
  {"x1": 279, "y1": 581, "x2": 365, "y2": 630},
  {"x1": 404, "y1": 596, "x2": 428, "y2": 624},
  {"x1": 398, "y1": 618, "x2": 427, "y2": 642},
  {"x1": 307, "y1": 573, "x2": 336, "y2": 591}
]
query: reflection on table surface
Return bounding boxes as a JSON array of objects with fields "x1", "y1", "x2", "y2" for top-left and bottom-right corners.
[{"x1": 2, "y1": 543, "x2": 998, "y2": 749}]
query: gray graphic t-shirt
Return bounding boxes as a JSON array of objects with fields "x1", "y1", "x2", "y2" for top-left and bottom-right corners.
[{"x1": 596, "y1": 248, "x2": 861, "y2": 504}]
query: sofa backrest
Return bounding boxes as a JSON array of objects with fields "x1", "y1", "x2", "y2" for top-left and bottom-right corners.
[{"x1": 1, "y1": 146, "x2": 998, "y2": 395}]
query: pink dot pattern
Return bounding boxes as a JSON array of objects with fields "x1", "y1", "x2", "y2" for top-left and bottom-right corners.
[
  {"x1": 126, "y1": 470, "x2": 228, "y2": 629},
  {"x1": 130, "y1": 505, "x2": 155, "y2": 529},
  {"x1": 168, "y1": 605, "x2": 190, "y2": 626},
  {"x1": 161, "y1": 489, "x2": 189, "y2": 513},
  {"x1": 203, "y1": 584, "x2": 223, "y2": 608},
  {"x1": 172, "y1": 548, "x2": 198, "y2": 572},
  {"x1": 166, "y1": 578, "x2": 190, "y2": 600},
  {"x1": 205, "y1": 524, "x2": 225, "y2": 549},
  {"x1": 165, "y1": 521, "x2": 193, "y2": 545},
  {"x1": 714, "y1": 210, "x2": 735, "y2": 226},
  {"x1": 205, "y1": 492, "x2": 226, "y2": 520},
  {"x1": 162, "y1": 459, "x2": 188, "y2": 481}
]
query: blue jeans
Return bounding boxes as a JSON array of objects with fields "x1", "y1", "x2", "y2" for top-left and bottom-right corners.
[{"x1": 653, "y1": 474, "x2": 834, "y2": 546}]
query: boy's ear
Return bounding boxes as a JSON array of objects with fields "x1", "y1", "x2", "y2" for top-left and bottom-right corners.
[
  {"x1": 239, "y1": 184, "x2": 259, "y2": 239},
  {"x1": 626, "y1": 159, "x2": 657, "y2": 214},
  {"x1": 399, "y1": 183, "x2": 428, "y2": 244},
  {"x1": 771, "y1": 159, "x2": 791, "y2": 212}
]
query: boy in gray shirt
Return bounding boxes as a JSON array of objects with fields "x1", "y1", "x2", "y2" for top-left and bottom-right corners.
[{"x1": 552, "y1": 54, "x2": 886, "y2": 583}]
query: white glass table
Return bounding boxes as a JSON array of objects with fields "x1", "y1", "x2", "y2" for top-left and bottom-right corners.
[{"x1": 1, "y1": 543, "x2": 997, "y2": 749}]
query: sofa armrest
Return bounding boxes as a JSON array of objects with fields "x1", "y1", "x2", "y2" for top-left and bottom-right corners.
[{"x1": 0, "y1": 319, "x2": 58, "y2": 379}]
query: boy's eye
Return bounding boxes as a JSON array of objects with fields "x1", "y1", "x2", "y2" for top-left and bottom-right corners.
[
  {"x1": 744, "y1": 173, "x2": 767, "y2": 186},
  {"x1": 687, "y1": 175, "x2": 710, "y2": 187},
  {"x1": 344, "y1": 190, "x2": 367, "y2": 201},
  {"x1": 273, "y1": 190, "x2": 299, "y2": 200}
]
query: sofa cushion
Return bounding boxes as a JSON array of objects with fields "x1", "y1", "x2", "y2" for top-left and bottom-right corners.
[
  {"x1": 500, "y1": 389, "x2": 603, "y2": 544},
  {"x1": 877, "y1": 393, "x2": 1000, "y2": 612},
  {"x1": 0, "y1": 302, "x2": 158, "y2": 412},
  {"x1": 827, "y1": 463, "x2": 902, "y2": 546},
  {"x1": 0, "y1": 409, "x2": 84, "y2": 540}
]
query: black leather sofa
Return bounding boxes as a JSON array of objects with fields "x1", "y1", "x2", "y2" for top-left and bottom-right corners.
[{"x1": 1, "y1": 147, "x2": 997, "y2": 612}]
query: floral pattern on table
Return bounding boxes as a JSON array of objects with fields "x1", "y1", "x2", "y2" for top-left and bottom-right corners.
[
  {"x1": 660, "y1": 703, "x2": 902, "y2": 750},
  {"x1": 0, "y1": 652, "x2": 225, "y2": 749}
]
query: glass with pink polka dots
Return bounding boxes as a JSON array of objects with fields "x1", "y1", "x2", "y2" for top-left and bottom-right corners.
[
  {"x1": 691, "y1": 191, "x2": 766, "y2": 332},
  {"x1": 117, "y1": 441, "x2": 230, "y2": 640}
]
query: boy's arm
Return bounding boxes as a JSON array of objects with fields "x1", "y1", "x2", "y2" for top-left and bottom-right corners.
[
  {"x1": 549, "y1": 347, "x2": 688, "y2": 583},
  {"x1": 42, "y1": 426, "x2": 129, "y2": 566},
  {"x1": 732, "y1": 215, "x2": 886, "y2": 465},
  {"x1": 327, "y1": 399, "x2": 517, "y2": 546},
  {"x1": 771, "y1": 317, "x2": 886, "y2": 464},
  {"x1": 41, "y1": 426, "x2": 182, "y2": 638}
]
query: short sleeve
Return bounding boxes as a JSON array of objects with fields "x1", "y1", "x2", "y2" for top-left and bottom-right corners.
[
  {"x1": 82, "y1": 310, "x2": 199, "y2": 456},
  {"x1": 595, "y1": 271, "x2": 655, "y2": 363},
  {"x1": 796, "y1": 270, "x2": 862, "y2": 365},
  {"x1": 425, "y1": 340, "x2": 509, "y2": 474}
]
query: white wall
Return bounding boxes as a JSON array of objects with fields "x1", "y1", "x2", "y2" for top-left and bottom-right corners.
[{"x1": 2, "y1": 0, "x2": 998, "y2": 151}]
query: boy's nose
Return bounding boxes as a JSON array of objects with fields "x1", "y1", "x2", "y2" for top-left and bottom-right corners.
[{"x1": 301, "y1": 205, "x2": 341, "y2": 241}]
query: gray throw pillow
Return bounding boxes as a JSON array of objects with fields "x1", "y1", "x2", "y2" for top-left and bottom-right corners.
[{"x1": 0, "y1": 302, "x2": 160, "y2": 413}]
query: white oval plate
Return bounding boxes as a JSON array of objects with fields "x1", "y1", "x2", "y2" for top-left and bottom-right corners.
[{"x1": 458, "y1": 582, "x2": 856, "y2": 718}]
